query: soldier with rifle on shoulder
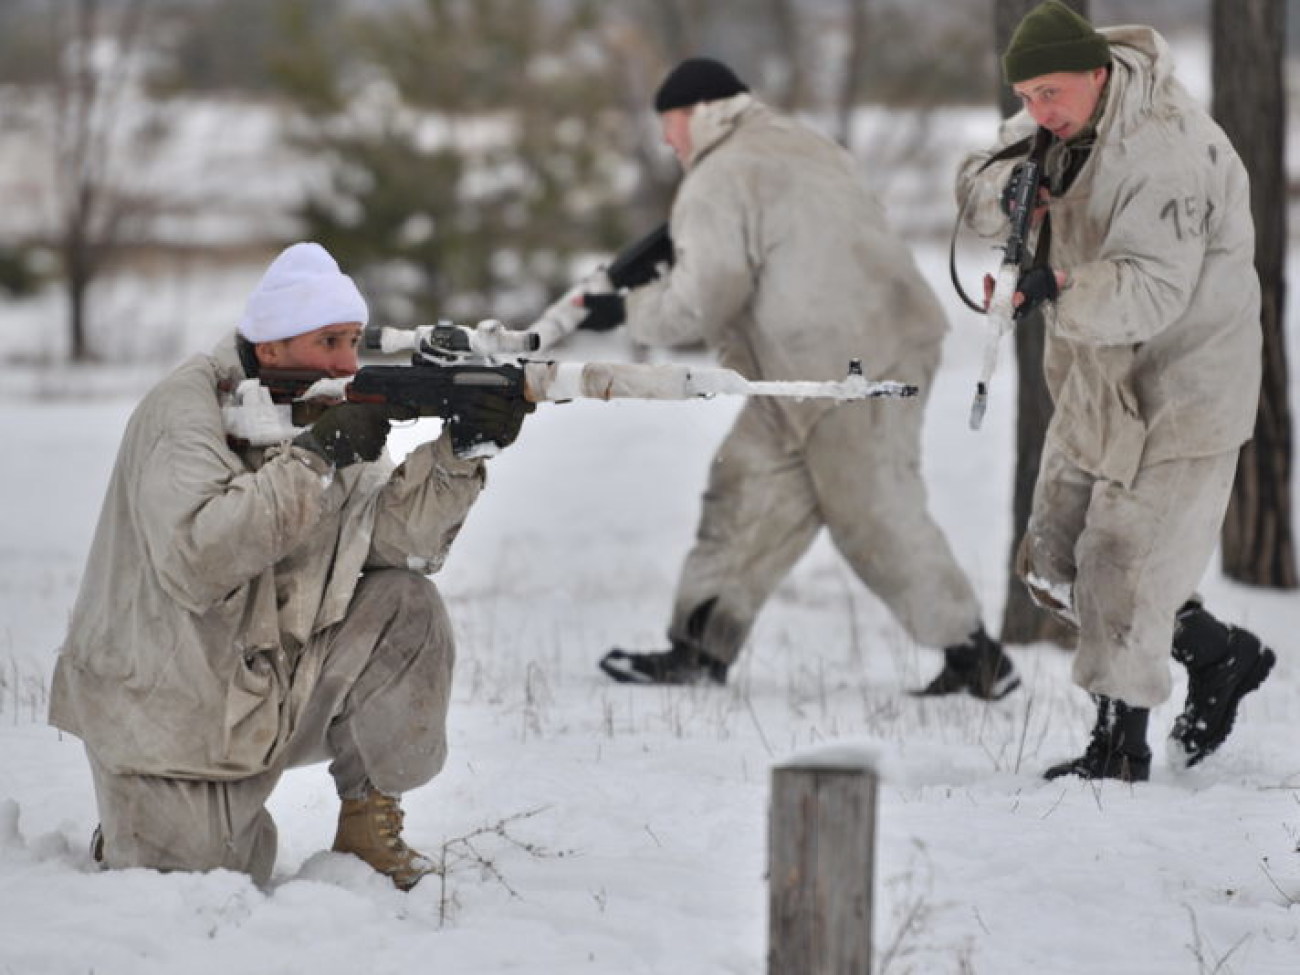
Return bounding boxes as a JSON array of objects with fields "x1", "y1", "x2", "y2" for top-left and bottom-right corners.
[
  {"x1": 956, "y1": 2, "x2": 1275, "y2": 781},
  {"x1": 50, "y1": 242, "x2": 532, "y2": 890},
  {"x1": 576, "y1": 57, "x2": 1018, "y2": 699}
]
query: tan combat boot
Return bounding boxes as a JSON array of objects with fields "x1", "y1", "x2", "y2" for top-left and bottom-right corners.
[{"x1": 331, "y1": 787, "x2": 437, "y2": 891}]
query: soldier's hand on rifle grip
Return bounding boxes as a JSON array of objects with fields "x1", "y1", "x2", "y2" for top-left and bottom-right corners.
[
  {"x1": 1000, "y1": 163, "x2": 1050, "y2": 226},
  {"x1": 577, "y1": 292, "x2": 626, "y2": 332},
  {"x1": 293, "y1": 402, "x2": 413, "y2": 468},
  {"x1": 1012, "y1": 266, "x2": 1061, "y2": 321},
  {"x1": 447, "y1": 388, "x2": 536, "y2": 457}
]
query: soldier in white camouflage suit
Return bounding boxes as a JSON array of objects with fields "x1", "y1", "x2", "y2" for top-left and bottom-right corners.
[
  {"x1": 50, "y1": 243, "x2": 529, "y2": 888},
  {"x1": 586, "y1": 58, "x2": 1018, "y2": 701},
  {"x1": 957, "y1": 2, "x2": 1275, "y2": 781}
]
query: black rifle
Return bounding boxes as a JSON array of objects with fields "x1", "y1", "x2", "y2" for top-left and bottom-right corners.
[
  {"x1": 605, "y1": 223, "x2": 673, "y2": 290},
  {"x1": 527, "y1": 223, "x2": 674, "y2": 348},
  {"x1": 969, "y1": 126, "x2": 1052, "y2": 431}
]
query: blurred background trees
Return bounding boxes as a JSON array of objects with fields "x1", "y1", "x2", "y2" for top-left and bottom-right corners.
[
  {"x1": 2, "y1": 0, "x2": 1294, "y2": 353},
  {"x1": 0, "y1": 0, "x2": 1009, "y2": 353},
  {"x1": 1, "y1": 0, "x2": 176, "y2": 361},
  {"x1": 7, "y1": 0, "x2": 1256, "y2": 349},
  {"x1": 262, "y1": 0, "x2": 644, "y2": 325}
]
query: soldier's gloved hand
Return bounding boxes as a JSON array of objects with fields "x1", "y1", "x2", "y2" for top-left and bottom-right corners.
[
  {"x1": 294, "y1": 402, "x2": 411, "y2": 468},
  {"x1": 1013, "y1": 265, "x2": 1060, "y2": 321},
  {"x1": 447, "y1": 387, "x2": 536, "y2": 458},
  {"x1": 577, "y1": 292, "x2": 625, "y2": 332}
]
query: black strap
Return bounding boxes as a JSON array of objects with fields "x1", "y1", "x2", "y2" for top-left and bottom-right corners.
[{"x1": 977, "y1": 134, "x2": 1036, "y2": 175}]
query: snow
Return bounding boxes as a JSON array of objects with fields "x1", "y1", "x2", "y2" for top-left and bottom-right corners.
[{"x1": 2, "y1": 240, "x2": 1298, "y2": 974}]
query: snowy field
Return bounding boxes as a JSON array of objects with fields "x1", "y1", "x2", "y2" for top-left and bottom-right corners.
[{"x1": 2, "y1": 240, "x2": 1298, "y2": 974}]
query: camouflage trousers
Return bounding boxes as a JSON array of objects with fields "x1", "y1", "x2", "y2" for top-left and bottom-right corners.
[
  {"x1": 1019, "y1": 443, "x2": 1239, "y2": 707},
  {"x1": 669, "y1": 381, "x2": 983, "y2": 666},
  {"x1": 87, "y1": 569, "x2": 455, "y2": 886}
]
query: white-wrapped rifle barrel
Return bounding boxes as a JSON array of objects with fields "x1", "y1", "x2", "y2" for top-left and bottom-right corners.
[
  {"x1": 366, "y1": 325, "x2": 917, "y2": 404},
  {"x1": 521, "y1": 358, "x2": 910, "y2": 402}
]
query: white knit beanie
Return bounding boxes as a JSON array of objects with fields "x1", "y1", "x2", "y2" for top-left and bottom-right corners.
[{"x1": 237, "y1": 242, "x2": 369, "y2": 343}]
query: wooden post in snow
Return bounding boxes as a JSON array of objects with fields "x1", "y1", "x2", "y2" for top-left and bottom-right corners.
[{"x1": 768, "y1": 746, "x2": 878, "y2": 975}]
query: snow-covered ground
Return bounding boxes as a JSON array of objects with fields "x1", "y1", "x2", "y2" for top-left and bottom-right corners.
[{"x1": 2, "y1": 239, "x2": 1298, "y2": 974}]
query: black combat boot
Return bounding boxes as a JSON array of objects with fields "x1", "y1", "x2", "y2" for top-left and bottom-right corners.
[
  {"x1": 912, "y1": 625, "x2": 1021, "y2": 701},
  {"x1": 1045, "y1": 695, "x2": 1152, "y2": 782},
  {"x1": 598, "y1": 642, "x2": 729, "y2": 686},
  {"x1": 1168, "y1": 599, "x2": 1275, "y2": 768}
]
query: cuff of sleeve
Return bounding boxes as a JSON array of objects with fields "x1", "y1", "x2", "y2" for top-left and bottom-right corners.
[
  {"x1": 431, "y1": 433, "x2": 486, "y2": 478},
  {"x1": 289, "y1": 441, "x2": 334, "y2": 476},
  {"x1": 261, "y1": 440, "x2": 345, "y2": 515}
]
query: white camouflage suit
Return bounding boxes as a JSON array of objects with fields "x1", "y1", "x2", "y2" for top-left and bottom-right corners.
[
  {"x1": 625, "y1": 93, "x2": 984, "y2": 666},
  {"x1": 956, "y1": 27, "x2": 1262, "y2": 707},
  {"x1": 50, "y1": 333, "x2": 485, "y2": 884}
]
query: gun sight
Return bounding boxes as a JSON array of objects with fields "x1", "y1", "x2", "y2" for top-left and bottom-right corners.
[{"x1": 364, "y1": 323, "x2": 540, "y2": 359}]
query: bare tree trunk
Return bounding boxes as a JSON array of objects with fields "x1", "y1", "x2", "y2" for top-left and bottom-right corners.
[
  {"x1": 766, "y1": 0, "x2": 805, "y2": 110},
  {"x1": 62, "y1": 0, "x2": 99, "y2": 362},
  {"x1": 993, "y1": 0, "x2": 1084, "y2": 647},
  {"x1": 50, "y1": 0, "x2": 155, "y2": 363},
  {"x1": 67, "y1": 243, "x2": 91, "y2": 362},
  {"x1": 1211, "y1": 0, "x2": 1297, "y2": 588},
  {"x1": 835, "y1": 0, "x2": 870, "y2": 147}
]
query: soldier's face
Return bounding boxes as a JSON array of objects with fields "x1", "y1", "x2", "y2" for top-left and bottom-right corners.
[
  {"x1": 255, "y1": 322, "x2": 363, "y2": 377},
  {"x1": 660, "y1": 107, "x2": 694, "y2": 165},
  {"x1": 1012, "y1": 66, "x2": 1109, "y2": 141}
]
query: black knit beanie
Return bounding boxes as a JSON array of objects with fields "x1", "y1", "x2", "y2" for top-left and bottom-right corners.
[
  {"x1": 653, "y1": 57, "x2": 749, "y2": 113},
  {"x1": 1002, "y1": 1, "x2": 1110, "y2": 84}
]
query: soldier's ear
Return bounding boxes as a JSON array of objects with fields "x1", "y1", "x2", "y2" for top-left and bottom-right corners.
[{"x1": 255, "y1": 339, "x2": 288, "y2": 369}]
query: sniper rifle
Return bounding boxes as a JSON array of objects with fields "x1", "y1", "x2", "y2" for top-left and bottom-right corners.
[{"x1": 223, "y1": 319, "x2": 918, "y2": 459}]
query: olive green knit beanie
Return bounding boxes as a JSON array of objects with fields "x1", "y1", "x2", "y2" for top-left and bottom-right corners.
[{"x1": 1003, "y1": 1, "x2": 1111, "y2": 83}]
